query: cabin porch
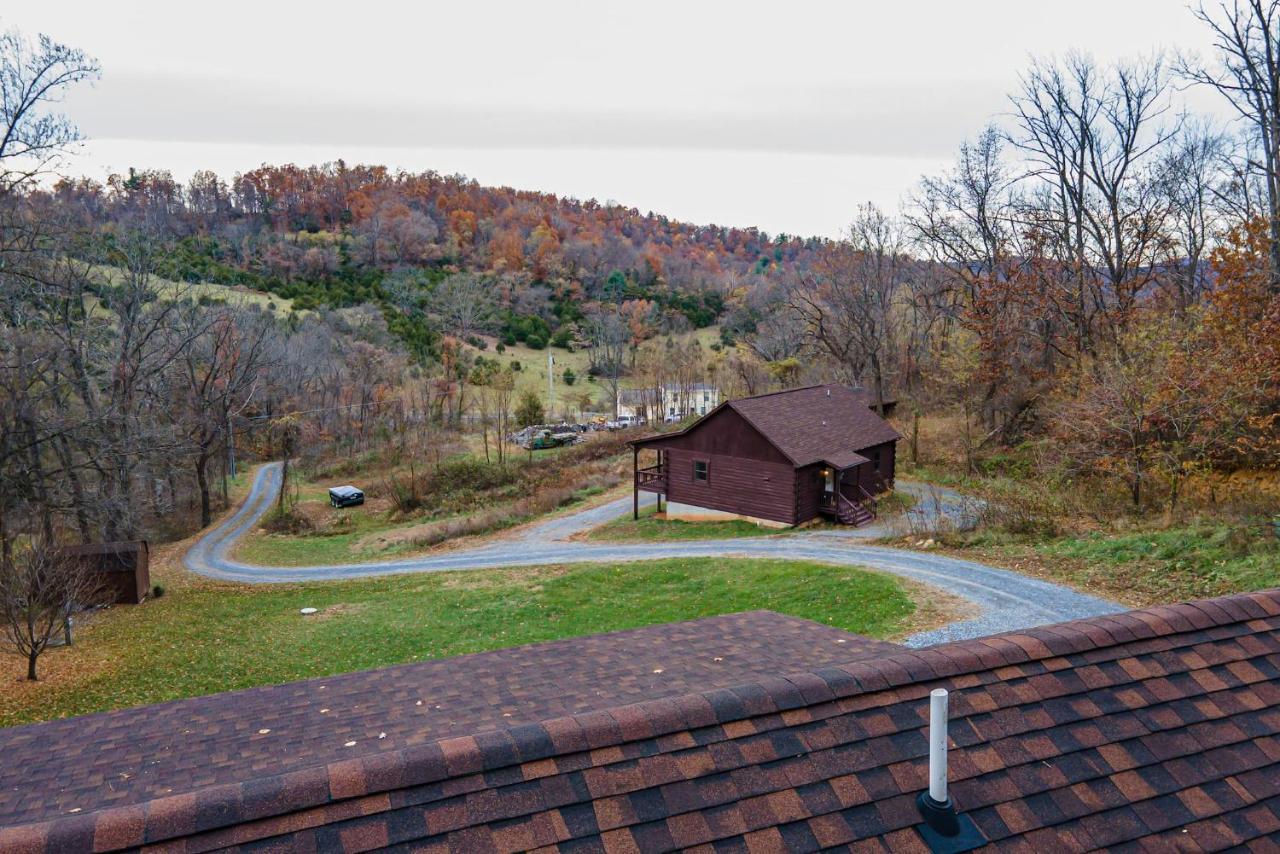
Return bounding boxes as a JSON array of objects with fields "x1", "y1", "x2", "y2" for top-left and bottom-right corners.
[
  {"x1": 816, "y1": 463, "x2": 886, "y2": 527},
  {"x1": 632, "y1": 447, "x2": 668, "y2": 519}
]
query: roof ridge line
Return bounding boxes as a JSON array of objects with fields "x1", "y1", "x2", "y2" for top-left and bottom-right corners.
[{"x1": 20, "y1": 588, "x2": 1279, "y2": 851}]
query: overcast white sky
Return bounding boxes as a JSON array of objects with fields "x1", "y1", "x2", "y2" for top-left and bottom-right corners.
[{"x1": 12, "y1": 1, "x2": 1233, "y2": 237}]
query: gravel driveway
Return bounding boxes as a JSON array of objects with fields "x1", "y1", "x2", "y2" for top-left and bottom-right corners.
[{"x1": 185, "y1": 462, "x2": 1122, "y2": 646}]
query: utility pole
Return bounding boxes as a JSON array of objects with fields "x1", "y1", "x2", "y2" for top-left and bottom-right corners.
[{"x1": 547, "y1": 351, "x2": 555, "y2": 417}]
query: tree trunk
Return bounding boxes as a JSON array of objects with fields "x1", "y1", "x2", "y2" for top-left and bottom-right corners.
[
  {"x1": 27, "y1": 651, "x2": 38, "y2": 681},
  {"x1": 196, "y1": 453, "x2": 213, "y2": 528},
  {"x1": 911, "y1": 411, "x2": 920, "y2": 465}
]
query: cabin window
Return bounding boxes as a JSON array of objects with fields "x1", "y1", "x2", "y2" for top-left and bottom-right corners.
[
  {"x1": 693, "y1": 460, "x2": 709, "y2": 482},
  {"x1": 871, "y1": 449, "x2": 882, "y2": 472}
]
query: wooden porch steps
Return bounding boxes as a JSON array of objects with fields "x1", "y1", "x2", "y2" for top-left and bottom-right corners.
[{"x1": 837, "y1": 493, "x2": 875, "y2": 526}]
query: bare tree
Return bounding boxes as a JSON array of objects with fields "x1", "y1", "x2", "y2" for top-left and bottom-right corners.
[
  {"x1": 788, "y1": 203, "x2": 904, "y2": 412},
  {"x1": 1157, "y1": 119, "x2": 1230, "y2": 311},
  {"x1": 0, "y1": 538, "x2": 102, "y2": 680},
  {"x1": 432, "y1": 272, "x2": 493, "y2": 338},
  {"x1": 173, "y1": 302, "x2": 276, "y2": 527},
  {"x1": 1009, "y1": 52, "x2": 1175, "y2": 353},
  {"x1": 1182, "y1": 0, "x2": 1280, "y2": 290},
  {"x1": 0, "y1": 28, "x2": 100, "y2": 191},
  {"x1": 584, "y1": 309, "x2": 629, "y2": 418}
]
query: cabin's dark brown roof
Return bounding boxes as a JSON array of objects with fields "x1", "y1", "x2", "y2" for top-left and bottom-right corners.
[
  {"x1": 0, "y1": 612, "x2": 895, "y2": 841},
  {"x1": 634, "y1": 384, "x2": 901, "y2": 468},
  {"x1": 5, "y1": 590, "x2": 1280, "y2": 852}
]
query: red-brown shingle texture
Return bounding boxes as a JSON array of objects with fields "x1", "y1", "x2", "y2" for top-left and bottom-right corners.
[
  {"x1": 0, "y1": 612, "x2": 896, "y2": 845},
  {"x1": 635, "y1": 384, "x2": 901, "y2": 467},
  {"x1": 4, "y1": 590, "x2": 1280, "y2": 852},
  {"x1": 726, "y1": 385, "x2": 901, "y2": 466}
]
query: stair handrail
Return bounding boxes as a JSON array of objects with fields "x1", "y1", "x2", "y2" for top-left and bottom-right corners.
[
  {"x1": 856, "y1": 485, "x2": 879, "y2": 518},
  {"x1": 837, "y1": 491, "x2": 870, "y2": 519}
]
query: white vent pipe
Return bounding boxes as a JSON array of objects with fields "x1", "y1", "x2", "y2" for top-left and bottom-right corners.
[{"x1": 928, "y1": 688, "x2": 949, "y2": 803}]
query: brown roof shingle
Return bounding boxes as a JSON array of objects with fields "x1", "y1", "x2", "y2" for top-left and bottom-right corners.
[
  {"x1": 0, "y1": 611, "x2": 896, "y2": 835},
  {"x1": 729, "y1": 385, "x2": 901, "y2": 467},
  {"x1": 4, "y1": 590, "x2": 1280, "y2": 852},
  {"x1": 635, "y1": 385, "x2": 901, "y2": 468}
]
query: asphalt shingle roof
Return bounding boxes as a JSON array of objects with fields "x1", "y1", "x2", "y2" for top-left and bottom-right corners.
[
  {"x1": 0, "y1": 612, "x2": 895, "y2": 840},
  {"x1": 3, "y1": 590, "x2": 1280, "y2": 852},
  {"x1": 635, "y1": 385, "x2": 901, "y2": 468},
  {"x1": 728, "y1": 385, "x2": 901, "y2": 465}
]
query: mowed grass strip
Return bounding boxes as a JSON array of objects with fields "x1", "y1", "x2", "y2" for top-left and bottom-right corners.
[
  {"x1": 1, "y1": 557, "x2": 914, "y2": 727},
  {"x1": 585, "y1": 505, "x2": 785, "y2": 542}
]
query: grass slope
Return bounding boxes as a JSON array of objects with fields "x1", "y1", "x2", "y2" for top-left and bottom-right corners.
[
  {"x1": 586, "y1": 505, "x2": 786, "y2": 542},
  {"x1": 948, "y1": 521, "x2": 1280, "y2": 607},
  {"x1": 1037, "y1": 523, "x2": 1280, "y2": 602},
  {"x1": 469, "y1": 325, "x2": 722, "y2": 411},
  {"x1": 91, "y1": 265, "x2": 296, "y2": 314},
  {"x1": 1, "y1": 557, "x2": 913, "y2": 726}
]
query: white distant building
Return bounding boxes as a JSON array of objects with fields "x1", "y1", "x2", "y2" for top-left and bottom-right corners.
[{"x1": 617, "y1": 383, "x2": 720, "y2": 422}]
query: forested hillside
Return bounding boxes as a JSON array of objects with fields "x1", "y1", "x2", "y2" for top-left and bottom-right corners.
[
  {"x1": 42, "y1": 163, "x2": 816, "y2": 359},
  {"x1": 1, "y1": 1, "x2": 1279, "y2": 560}
]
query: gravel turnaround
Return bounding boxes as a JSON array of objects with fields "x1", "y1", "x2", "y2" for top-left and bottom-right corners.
[{"x1": 185, "y1": 462, "x2": 1123, "y2": 647}]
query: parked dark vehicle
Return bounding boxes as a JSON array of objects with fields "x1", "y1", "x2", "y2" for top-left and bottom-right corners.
[{"x1": 328, "y1": 485, "x2": 365, "y2": 508}]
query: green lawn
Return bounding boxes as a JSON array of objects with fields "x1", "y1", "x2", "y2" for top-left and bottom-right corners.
[
  {"x1": 468, "y1": 325, "x2": 722, "y2": 411},
  {"x1": 233, "y1": 508, "x2": 430, "y2": 566},
  {"x1": 944, "y1": 518, "x2": 1280, "y2": 607},
  {"x1": 586, "y1": 490, "x2": 918, "y2": 542},
  {"x1": 1, "y1": 557, "x2": 914, "y2": 726},
  {"x1": 586, "y1": 505, "x2": 787, "y2": 541},
  {"x1": 1035, "y1": 522, "x2": 1280, "y2": 602}
]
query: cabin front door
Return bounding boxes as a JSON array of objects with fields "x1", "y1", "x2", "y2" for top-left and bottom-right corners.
[{"x1": 820, "y1": 467, "x2": 836, "y2": 511}]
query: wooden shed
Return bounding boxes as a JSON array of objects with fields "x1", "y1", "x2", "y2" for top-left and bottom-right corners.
[
  {"x1": 60, "y1": 541, "x2": 151, "y2": 605},
  {"x1": 630, "y1": 385, "x2": 900, "y2": 527}
]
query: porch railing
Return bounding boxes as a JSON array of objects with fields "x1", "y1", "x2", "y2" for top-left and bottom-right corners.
[{"x1": 635, "y1": 464, "x2": 667, "y2": 491}]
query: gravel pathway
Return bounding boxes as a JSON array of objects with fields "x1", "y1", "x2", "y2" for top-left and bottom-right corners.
[{"x1": 184, "y1": 462, "x2": 1122, "y2": 646}]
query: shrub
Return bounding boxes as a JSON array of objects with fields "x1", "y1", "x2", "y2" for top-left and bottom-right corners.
[
  {"x1": 525, "y1": 333, "x2": 546, "y2": 350},
  {"x1": 515, "y1": 389, "x2": 546, "y2": 427},
  {"x1": 551, "y1": 328, "x2": 572, "y2": 349},
  {"x1": 430, "y1": 457, "x2": 521, "y2": 494},
  {"x1": 495, "y1": 342, "x2": 506, "y2": 353},
  {"x1": 510, "y1": 360, "x2": 522, "y2": 371},
  {"x1": 562, "y1": 367, "x2": 577, "y2": 386},
  {"x1": 262, "y1": 507, "x2": 313, "y2": 534},
  {"x1": 151, "y1": 584, "x2": 165, "y2": 599}
]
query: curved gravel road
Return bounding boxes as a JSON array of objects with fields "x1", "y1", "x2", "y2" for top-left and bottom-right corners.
[{"x1": 185, "y1": 462, "x2": 1122, "y2": 646}]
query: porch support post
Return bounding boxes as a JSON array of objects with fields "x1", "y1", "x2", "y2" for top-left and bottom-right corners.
[
  {"x1": 633, "y1": 446, "x2": 639, "y2": 520},
  {"x1": 657, "y1": 450, "x2": 664, "y2": 514}
]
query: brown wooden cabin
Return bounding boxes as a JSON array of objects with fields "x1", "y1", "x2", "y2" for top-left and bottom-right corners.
[{"x1": 630, "y1": 384, "x2": 900, "y2": 527}]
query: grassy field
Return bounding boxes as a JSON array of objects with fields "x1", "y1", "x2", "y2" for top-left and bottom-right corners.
[
  {"x1": 1035, "y1": 522, "x2": 1279, "y2": 604},
  {"x1": 585, "y1": 489, "x2": 919, "y2": 542},
  {"x1": 237, "y1": 441, "x2": 629, "y2": 565},
  {"x1": 587, "y1": 505, "x2": 790, "y2": 542},
  {"x1": 1, "y1": 556, "x2": 921, "y2": 727},
  {"x1": 91, "y1": 265, "x2": 297, "y2": 314},
  {"x1": 933, "y1": 518, "x2": 1279, "y2": 607},
  {"x1": 467, "y1": 325, "x2": 722, "y2": 413},
  {"x1": 235, "y1": 480, "x2": 614, "y2": 566}
]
